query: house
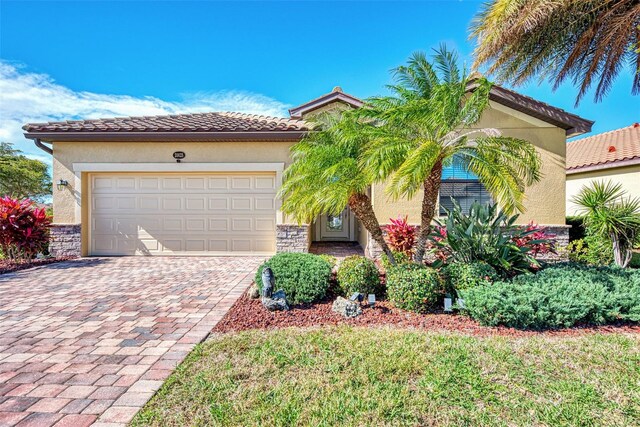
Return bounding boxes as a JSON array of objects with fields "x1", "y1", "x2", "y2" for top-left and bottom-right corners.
[
  {"x1": 566, "y1": 123, "x2": 640, "y2": 215},
  {"x1": 24, "y1": 86, "x2": 592, "y2": 258}
]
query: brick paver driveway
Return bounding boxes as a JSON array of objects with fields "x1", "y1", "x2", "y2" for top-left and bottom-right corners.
[{"x1": 0, "y1": 257, "x2": 262, "y2": 426}]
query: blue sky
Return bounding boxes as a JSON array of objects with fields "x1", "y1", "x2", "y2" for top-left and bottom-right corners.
[{"x1": 1, "y1": 0, "x2": 638, "y2": 164}]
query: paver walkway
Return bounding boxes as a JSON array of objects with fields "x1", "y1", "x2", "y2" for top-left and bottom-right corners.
[{"x1": 0, "y1": 257, "x2": 262, "y2": 426}]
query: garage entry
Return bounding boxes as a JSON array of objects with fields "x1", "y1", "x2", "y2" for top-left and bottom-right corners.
[{"x1": 89, "y1": 172, "x2": 277, "y2": 256}]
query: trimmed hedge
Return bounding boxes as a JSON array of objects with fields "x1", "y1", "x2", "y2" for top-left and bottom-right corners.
[
  {"x1": 462, "y1": 263, "x2": 640, "y2": 329},
  {"x1": 386, "y1": 263, "x2": 443, "y2": 313},
  {"x1": 443, "y1": 261, "x2": 498, "y2": 296},
  {"x1": 255, "y1": 253, "x2": 332, "y2": 304},
  {"x1": 337, "y1": 255, "x2": 382, "y2": 297}
]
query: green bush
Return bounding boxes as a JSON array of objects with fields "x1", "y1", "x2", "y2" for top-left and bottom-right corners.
[
  {"x1": 462, "y1": 263, "x2": 640, "y2": 329},
  {"x1": 255, "y1": 253, "x2": 332, "y2": 304},
  {"x1": 443, "y1": 261, "x2": 498, "y2": 296},
  {"x1": 318, "y1": 254, "x2": 338, "y2": 269},
  {"x1": 380, "y1": 251, "x2": 412, "y2": 271},
  {"x1": 337, "y1": 255, "x2": 382, "y2": 297},
  {"x1": 386, "y1": 263, "x2": 443, "y2": 313},
  {"x1": 567, "y1": 235, "x2": 613, "y2": 266}
]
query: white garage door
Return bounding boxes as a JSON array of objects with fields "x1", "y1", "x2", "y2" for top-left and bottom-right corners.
[{"x1": 89, "y1": 173, "x2": 277, "y2": 256}]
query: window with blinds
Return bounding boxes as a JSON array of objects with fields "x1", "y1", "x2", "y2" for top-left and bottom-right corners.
[{"x1": 439, "y1": 157, "x2": 492, "y2": 215}]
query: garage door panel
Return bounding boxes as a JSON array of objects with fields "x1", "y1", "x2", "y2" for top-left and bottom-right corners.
[{"x1": 90, "y1": 173, "x2": 277, "y2": 256}]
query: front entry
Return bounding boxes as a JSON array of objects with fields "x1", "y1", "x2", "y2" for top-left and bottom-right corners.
[{"x1": 316, "y1": 207, "x2": 355, "y2": 241}]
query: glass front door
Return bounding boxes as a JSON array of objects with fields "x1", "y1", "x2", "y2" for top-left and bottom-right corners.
[{"x1": 318, "y1": 208, "x2": 351, "y2": 240}]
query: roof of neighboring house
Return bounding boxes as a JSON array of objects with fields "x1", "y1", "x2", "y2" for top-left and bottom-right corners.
[
  {"x1": 566, "y1": 123, "x2": 640, "y2": 174},
  {"x1": 23, "y1": 112, "x2": 309, "y2": 142},
  {"x1": 288, "y1": 86, "x2": 364, "y2": 119}
]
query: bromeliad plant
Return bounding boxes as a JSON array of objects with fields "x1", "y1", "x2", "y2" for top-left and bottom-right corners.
[
  {"x1": 0, "y1": 196, "x2": 52, "y2": 260},
  {"x1": 430, "y1": 201, "x2": 550, "y2": 276},
  {"x1": 384, "y1": 216, "x2": 416, "y2": 256},
  {"x1": 572, "y1": 180, "x2": 640, "y2": 268},
  {"x1": 358, "y1": 46, "x2": 542, "y2": 262}
]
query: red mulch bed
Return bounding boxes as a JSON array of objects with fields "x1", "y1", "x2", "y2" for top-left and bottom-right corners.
[
  {"x1": 0, "y1": 257, "x2": 74, "y2": 275},
  {"x1": 213, "y1": 286, "x2": 640, "y2": 338}
]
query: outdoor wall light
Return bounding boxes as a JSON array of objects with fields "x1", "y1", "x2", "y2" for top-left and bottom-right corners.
[{"x1": 56, "y1": 179, "x2": 68, "y2": 191}]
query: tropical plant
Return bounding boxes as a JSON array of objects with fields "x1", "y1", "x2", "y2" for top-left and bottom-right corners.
[
  {"x1": 336, "y1": 255, "x2": 382, "y2": 297},
  {"x1": 0, "y1": 197, "x2": 52, "y2": 260},
  {"x1": 384, "y1": 216, "x2": 416, "y2": 255},
  {"x1": 255, "y1": 253, "x2": 332, "y2": 304},
  {"x1": 572, "y1": 181, "x2": 640, "y2": 268},
  {"x1": 471, "y1": 0, "x2": 640, "y2": 105},
  {"x1": 0, "y1": 142, "x2": 52, "y2": 201},
  {"x1": 279, "y1": 113, "x2": 396, "y2": 265},
  {"x1": 430, "y1": 201, "x2": 548, "y2": 276},
  {"x1": 512, "y1": 222, "x2": 556, "y2": 257},
  {"x1": 358, "y1": 46, "x2": 542, "y2": 262},
  {"x1": 386, "y1": 263, "x2": 443, "y2": 313}
]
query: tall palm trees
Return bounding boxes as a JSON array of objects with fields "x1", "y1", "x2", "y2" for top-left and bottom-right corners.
[
  {"x1": 281, "y1": 47, "x2": 542, "y2": 264},
  {"x1": 279, "y1": 113, "x2": 397, "y2": 265},
  {"x1": 359, "y1": 47, "x2": 542, "y2": 262},
  {"x1": 471, "y1": 0, "x2": 640, "y2": 105}
]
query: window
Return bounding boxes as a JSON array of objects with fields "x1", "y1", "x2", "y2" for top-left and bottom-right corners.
[{"x1": 439, "y1": 157, "x2": 492, "y2": 215}]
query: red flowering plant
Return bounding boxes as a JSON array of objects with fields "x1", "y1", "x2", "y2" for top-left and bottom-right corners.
[
  {"x1": 0, "y1": 197, "x2": 52, "y2": 260},
  {"x1": 425, "y1": 225, "x2": 448, "y2": 263},
  {"x1": 384, "y1": 216, "x2": 417, "y2": 255},
  {"x1": 512, "y1": 222, "x2": 556, "y2": 257}
]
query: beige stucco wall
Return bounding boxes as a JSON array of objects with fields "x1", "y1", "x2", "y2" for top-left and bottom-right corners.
[
  {"x1": 566, "y1": 164, "x2": 640, "y2": 216},
  {"x1": 371, "y1": 102, "x2": 568, "y2": 226},
  {"x1": 52, "y1": 140, "x2": 295, "y2": 225}
]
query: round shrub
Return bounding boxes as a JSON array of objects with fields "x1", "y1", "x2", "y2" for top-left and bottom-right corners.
[
  {"x1": 336, "y1": 255, "x2": 382, "y2": 297},
  {"x1": 380, "y1": 251, "x2": 412, "y2": 271},
  {"x1": 443, "y1": 261, "x2": 498, "y2": 296},
  {"x1": 386, "y1": 263, "x2": 443, "y2": 313},
  {"x1": 255, "y1": 253, "x2": 332, "y2": 304}
]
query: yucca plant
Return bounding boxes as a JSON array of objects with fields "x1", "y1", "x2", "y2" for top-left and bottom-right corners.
[
  {"x1": 572, "y1": 181, "x2": 640, "y2": 268},
  {"x1": 279, "y1": 112, "x2": 397, "y2": 265},
  {"x1": 358, "y1": 46, "x2": 542, "y2": 262},
  {"x1": 471, "y1": 0, "x2": 640, "y2": 105}
]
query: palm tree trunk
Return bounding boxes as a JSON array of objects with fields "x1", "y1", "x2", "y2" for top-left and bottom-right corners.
[
  {"x1": 348, "y1": 192, "x2": 396, "y2": 266},
  {"x1": 413, "y1": 161, "x2": 443, "y2": 262}
]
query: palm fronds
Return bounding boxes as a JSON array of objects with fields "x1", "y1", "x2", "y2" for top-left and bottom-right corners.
[{"x1": 471, "y1": 0, "x2": 640, "y2": 104}]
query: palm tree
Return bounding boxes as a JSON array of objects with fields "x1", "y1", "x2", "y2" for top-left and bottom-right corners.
[
  {"x1": 471, "y1": 0, "x2": 640, "y2": 105},
  {"x1": 572, "y1": 180, "x2": 640, "y2": 268},
  {"x1": 279, "y1": 113, "x2": 397, "y2": 265},
  {"x1": 359, "y1": 46, "x2": 542, "y2": 262}
]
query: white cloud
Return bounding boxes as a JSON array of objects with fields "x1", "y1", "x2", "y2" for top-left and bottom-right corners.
[{"x1": 0, "y1": 61, "x2": 291, "y2": 164}]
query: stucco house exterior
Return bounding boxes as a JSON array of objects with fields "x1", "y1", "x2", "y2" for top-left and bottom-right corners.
[
  {"x1": 566, "y1": 123, "x2": 640, "y2": 215},
  {"x1": 24, "y1": 86, "x2": 592, "y2": 258}
]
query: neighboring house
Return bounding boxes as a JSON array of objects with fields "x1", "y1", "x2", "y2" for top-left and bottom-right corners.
[
  {"x1": 24, "y1": 86, "x2": 592, "y2": 258},
  {"x1": 566, "y1": 123, "x2": 640, "y2": 215}
]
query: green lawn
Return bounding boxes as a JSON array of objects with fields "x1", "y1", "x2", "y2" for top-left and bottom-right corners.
[{"x1": 133, "y1": 326, "x2": 640, "y2": 427}]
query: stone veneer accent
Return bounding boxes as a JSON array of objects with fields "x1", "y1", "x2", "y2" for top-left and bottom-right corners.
[
  {"x1": 276, "y1": 224, "x2": 310, "y2": 253},
  {"x1": 366, "y1": 224, "x2": 571, "y2": 262},
  {"x1": 49, "y1": 224, "x2": 82, "y2": 258}
]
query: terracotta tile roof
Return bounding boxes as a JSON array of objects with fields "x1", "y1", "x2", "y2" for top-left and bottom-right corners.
[
  {"x1": 289, "y1": 86, "x2": 364, "y2": 119},
  {"x1": 23, "y1": 111, "x2": 308, "y2": 133},
  {"x1": 567, "y1": 123, "x2": 640, "y2": 172}
]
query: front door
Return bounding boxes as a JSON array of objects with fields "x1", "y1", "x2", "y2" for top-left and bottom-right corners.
[{"x1": 317, "y1": 208, "x2": 352, "y2": 241}]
